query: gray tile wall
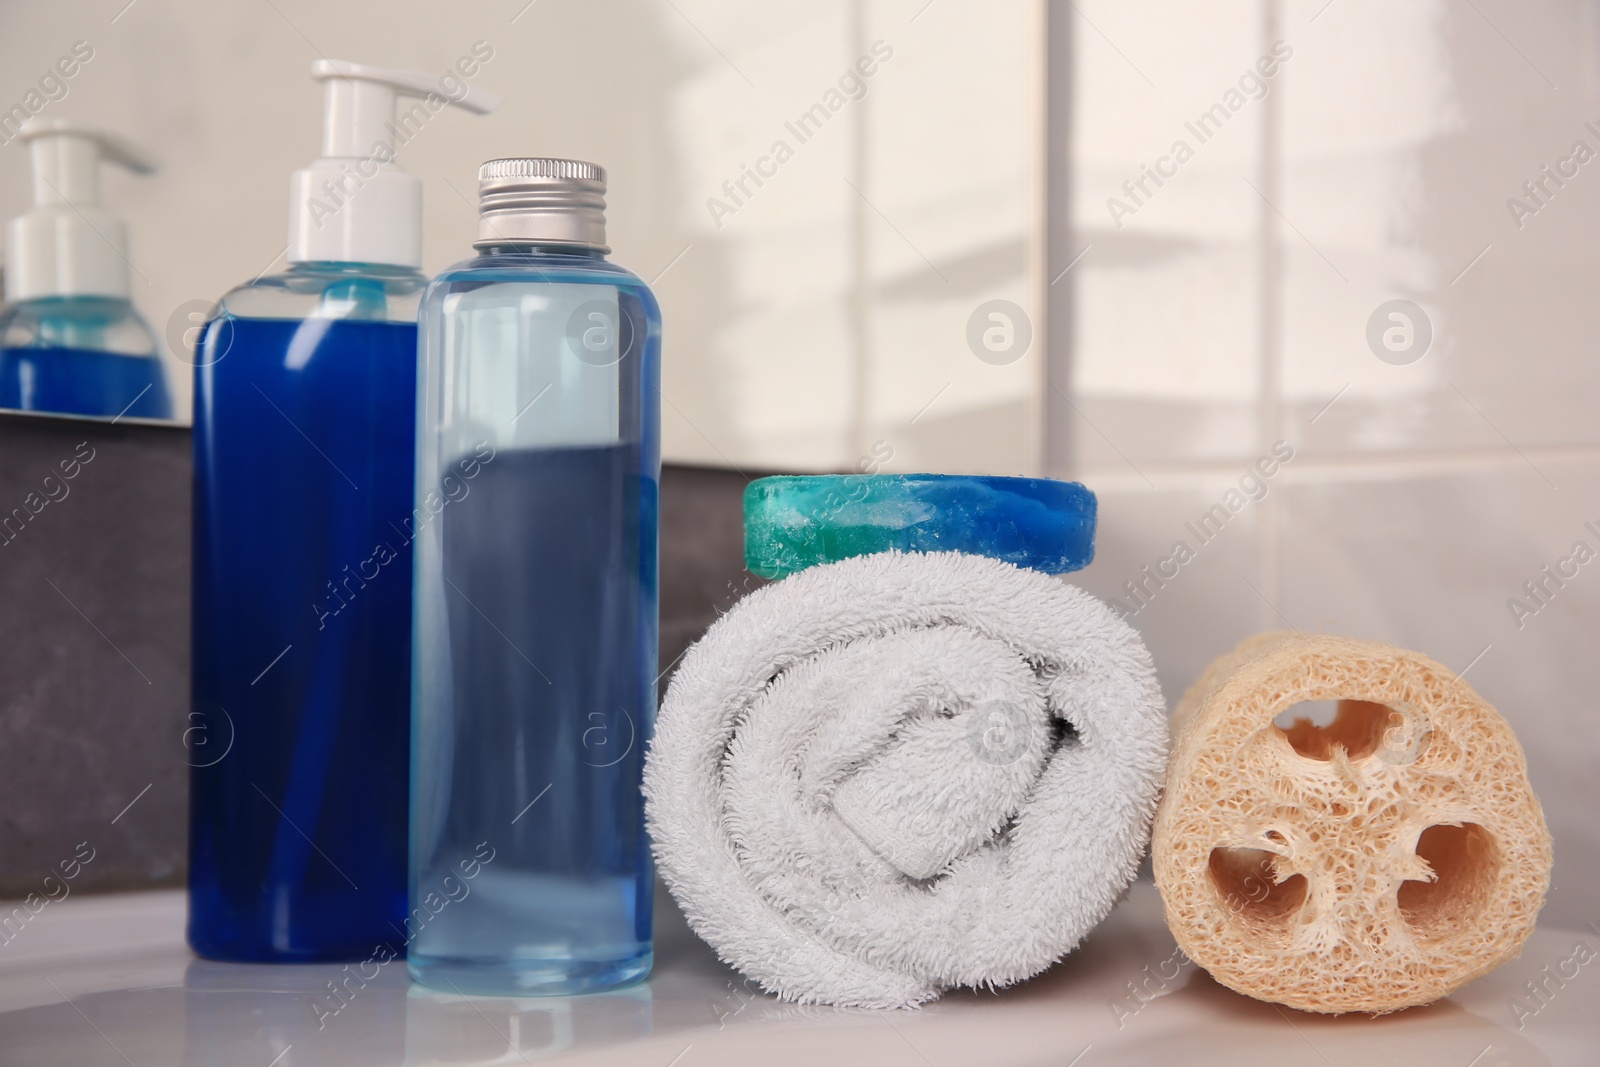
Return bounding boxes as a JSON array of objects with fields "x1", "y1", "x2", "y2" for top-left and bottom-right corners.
[
  {"x1": 0, "y1": 416, "x2": 189, "y2": 899},
  {"x1": 0, "y1": 411, "x2": 760, "y2": 900}
]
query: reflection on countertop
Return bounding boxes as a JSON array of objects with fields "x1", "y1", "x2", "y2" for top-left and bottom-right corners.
[{"x1": 0, "y1": 881, "x2": 1593, "y2": 1066}]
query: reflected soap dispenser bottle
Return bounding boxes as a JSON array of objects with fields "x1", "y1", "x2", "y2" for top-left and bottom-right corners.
[
  {"x1": 187, "y1": 60, "x2": 498, "y2": 962},
  {"x1": 0, "y1": 121, "x2": 170, "y2": 420},
  {"x1": 409, "y1": 159, "x2": 661, "y2": 994}
]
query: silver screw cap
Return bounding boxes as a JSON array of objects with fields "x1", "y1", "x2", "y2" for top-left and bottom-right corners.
[{"x1": 475, "y1": 157, "x2": 608, "y2": 252}]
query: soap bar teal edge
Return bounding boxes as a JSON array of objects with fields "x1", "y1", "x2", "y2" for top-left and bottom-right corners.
[{"x1": 742, "y1": 474, "x2": 1097, "y2": 579}]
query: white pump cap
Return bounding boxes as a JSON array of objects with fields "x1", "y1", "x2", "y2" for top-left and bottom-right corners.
[
  {"x1": 5, "y1": 120, "x2": 155, "y2": 302},
  {"x1": 288, "y1": 59, "x2": 501, "y2": 268}
]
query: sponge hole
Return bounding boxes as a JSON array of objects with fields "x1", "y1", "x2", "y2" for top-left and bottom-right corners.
[
  {"x1": 1208, "y1": 847, "x2": 1307, "y2": 926},
  {"x1": 1274, "y1": 699, "x2": 1397, "y2": 761},
  {"x1": 1399, "y1": 823, "x2": 1498, "y2": 936}
]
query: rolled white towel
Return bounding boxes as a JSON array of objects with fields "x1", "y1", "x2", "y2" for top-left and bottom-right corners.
[{"x1": 644, "y1": 551, "x2": 1169, "y2": 1007}]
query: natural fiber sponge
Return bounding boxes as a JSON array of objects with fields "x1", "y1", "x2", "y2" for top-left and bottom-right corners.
[{"x1": 1152, "y1": 632, "x2": 1552, "y2": 1014}]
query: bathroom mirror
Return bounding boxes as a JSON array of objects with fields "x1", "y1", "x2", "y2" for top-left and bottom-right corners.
[{"x1": 0, "y1": 0, "x2": 1043, "y2": 472}]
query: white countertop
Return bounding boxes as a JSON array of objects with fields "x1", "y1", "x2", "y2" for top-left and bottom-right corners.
[{"x1": 0, "y1": 881, "x2": 1594, "y2": 1066}]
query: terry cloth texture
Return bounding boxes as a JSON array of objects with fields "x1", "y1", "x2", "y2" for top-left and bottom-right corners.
[{"x1": 644, "y1": 551, "x2": 1168, "y2": 1007}]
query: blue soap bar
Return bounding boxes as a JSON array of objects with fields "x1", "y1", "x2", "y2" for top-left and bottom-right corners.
[{"x1": 744, "y1": 474, "x2": 1096, "y2": 579}]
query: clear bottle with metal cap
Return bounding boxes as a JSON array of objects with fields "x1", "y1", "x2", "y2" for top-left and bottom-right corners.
[{"x1": 409, "y1": 158, "x2": 661, "y2": 994}]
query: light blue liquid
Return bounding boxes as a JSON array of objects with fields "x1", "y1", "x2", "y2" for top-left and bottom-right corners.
[{"x1": 410, "y1": 247, "x2": 660, "y2": 995}]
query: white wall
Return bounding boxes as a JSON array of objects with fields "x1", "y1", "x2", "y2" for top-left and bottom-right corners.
[{"x1": 1055, "y1": 0, "x2": 1600, "y2": 931}]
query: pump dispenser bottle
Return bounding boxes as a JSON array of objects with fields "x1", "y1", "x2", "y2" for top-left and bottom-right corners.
[
  {"x1": 187, "y1": 60, "x2": 498, "y2": 962},
  {"x1": 410, "y1": 159, "x2": 661, "y2": 994},
  {"x1": 0, "y1": 121, "x2": 170, "y2": 420}
]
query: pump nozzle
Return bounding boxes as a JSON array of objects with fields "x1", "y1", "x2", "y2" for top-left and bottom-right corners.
[
  {"x1": 5, "y1": 119, "x2": 156, "y2": 302},
  {"x1": 289, "y1": 59, "x2": 502, "y2": 268}
]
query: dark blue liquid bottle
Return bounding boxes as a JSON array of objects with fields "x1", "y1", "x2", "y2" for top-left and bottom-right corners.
[
  {"x1": 188, "y1": 267, "x2": 422, "y2": 961},
  {"x1": 0, "y1": 296, "x2": 171, "y2": 420}
]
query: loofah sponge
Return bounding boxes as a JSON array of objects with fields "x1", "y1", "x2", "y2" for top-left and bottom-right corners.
[{"x1": 1152, "y1": 632, "x2": 1552, "y2": 1014}]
